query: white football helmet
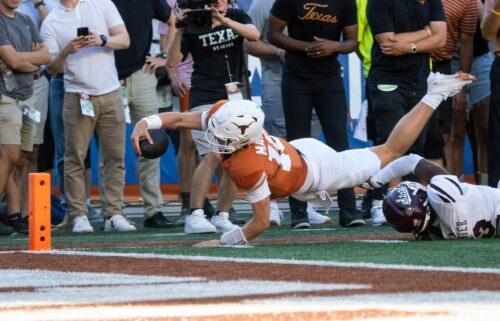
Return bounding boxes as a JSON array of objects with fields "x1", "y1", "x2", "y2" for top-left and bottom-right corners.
[{"x1": 206, "y1": 100, "x2": 265, "y2": 154}]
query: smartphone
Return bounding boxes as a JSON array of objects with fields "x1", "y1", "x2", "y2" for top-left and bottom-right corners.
[{"x1": 77, "y1": 27, "x2": 89, "y2": 37}]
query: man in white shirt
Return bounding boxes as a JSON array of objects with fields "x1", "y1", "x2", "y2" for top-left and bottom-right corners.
[{"x1": 41, "y1": 0, "x2": 134, "y2": 233}]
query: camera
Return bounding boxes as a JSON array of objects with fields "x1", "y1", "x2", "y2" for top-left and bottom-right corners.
[{"x1": 177, "y1": 0, "x2": 215, "y2": 34}]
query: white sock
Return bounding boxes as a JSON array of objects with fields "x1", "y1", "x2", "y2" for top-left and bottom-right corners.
[{"x1": 371, "y1": 154, "x2": 423, "y2": 188}]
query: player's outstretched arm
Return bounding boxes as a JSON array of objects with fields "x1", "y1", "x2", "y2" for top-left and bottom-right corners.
[
  {"x1": 371, "y1": 72, "x2": 475, "y2": 167},
  {"x1": 242, "y1": 197, "x2": 271, "y2": 241},
  {"x1": 131, "y1": 112, "x2": 203, "y2": 156}
]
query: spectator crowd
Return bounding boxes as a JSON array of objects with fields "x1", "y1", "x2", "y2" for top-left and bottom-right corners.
[{"x1": 0, "y1": 0, "x2": 499, "y2": 236}]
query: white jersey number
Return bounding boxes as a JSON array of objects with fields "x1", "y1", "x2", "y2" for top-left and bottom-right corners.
[{"x1": 264, "y1": 134, "x2": 291, "y2": 171}]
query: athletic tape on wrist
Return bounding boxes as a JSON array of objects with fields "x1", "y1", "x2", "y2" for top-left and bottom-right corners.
[
  {"x1": 220, "y1": 227, "x2": 247, "y2": 245},
  {"x1": 420, "y1": 94, "x2": 442, "y2": 110},
  {"x1": 143, "y1": 115, "x2": 163, "y2": 130}
]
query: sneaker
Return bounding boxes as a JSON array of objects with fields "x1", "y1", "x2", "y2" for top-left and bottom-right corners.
[
  {"x1": 104, "y1": 214, "x2": 137, "y2": 232},
  {"x1": 371, "y1": 200, "x2": 387, "y2": 226},
  {"x1": 184, "y1": 209, "x2": 216, "y2": 234},
  {"x1": 269, "y1": 201, "x2": 283, "y2": 226},
  {"x1": 211, "y1": 212, "x2": 238, "y2": 233},
  {"x1": 203, "y1": 198, "x2": 216, "y2": 218},
  {"x1": 87, "y1": 205, "x2": 103, "y2": 222},
  {"x1": 291, "y1": 210, "x2": 311, "y2": 230},
  {"x1": 427, "y1": 72, "x2": 474, "y2": 99},
  {"x1": 339, "y1": 208, "x2": 366, "y2": 228},
  {"x1": 0, "y1": 221, "x2": 14, "y2": 236},
  {"x1": 360, "y1": 194, "x2": 372, "y2": 221},
  {"x1": 144, "y1": 212, "x2": 175, "y2": 228},
  {"x1": 307, "y1": 203, "x2": 332, "y2": 225},
  {"x1": 175, "y1": 208, "x2": 190, "y2": 227},
  {"x1": 228, "y1": 206, "x2": 246, "y2": 225},
  {"x1": 6, "y1": 213, "x2": 29, "y2": 234},
  {"x1": 73, "y1": 216, "x2": 94, "y2": 233}
]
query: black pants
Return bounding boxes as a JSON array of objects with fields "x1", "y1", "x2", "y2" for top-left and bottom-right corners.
[
  {"x1": 488, "y1": 56, "x2": 500, "y2": 187},
  {"x1": 282, "y1": 72, "x2": 356, "y2": 211},
  {"x1": 368, "y1": 83, "x2": 428, "y2": 198}
]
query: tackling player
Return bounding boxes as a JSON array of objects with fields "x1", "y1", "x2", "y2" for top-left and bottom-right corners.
[
  {"x1": 364, "y1": 154, "x2": 500, "y2": 240},
  {"x1": 131, "y1": 72, "x2": 475, "y2": 246}
]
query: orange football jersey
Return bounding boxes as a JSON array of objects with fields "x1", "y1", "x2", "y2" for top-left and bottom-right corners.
[{"x1": 222, "y1": 131, "x2": 308, "y2": 199}]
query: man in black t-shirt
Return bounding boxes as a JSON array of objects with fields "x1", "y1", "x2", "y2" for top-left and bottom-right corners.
[
  {"x1": 167, "y1": 0, "x2": 259, "y2": 235},
  {"x1": 112, "y1": 0, "x2": 175, "y2": 228},
  {"x1": 365, "y1": 0, "x2": 446, "y2": 219},
  {"x1": 268, "y1": 0, "x2": 363, "y2": 228}
]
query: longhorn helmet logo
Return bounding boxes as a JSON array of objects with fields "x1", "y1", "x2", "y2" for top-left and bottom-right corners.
[{"x1": 231, "y1": 116, "x2": 257, "y2": 135}]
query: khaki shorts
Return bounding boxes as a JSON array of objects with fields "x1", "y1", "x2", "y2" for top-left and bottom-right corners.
[
  {"x1": 190, "y1": 104, "x2": 214, "y2": 156},
  {"x1": 0, "y1": 94, "x2": 36, "y2": 151}
]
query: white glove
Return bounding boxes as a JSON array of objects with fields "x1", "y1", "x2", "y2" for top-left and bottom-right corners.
[{"x1": 421, "y1": 72, "x2": 474, "y2": 110}]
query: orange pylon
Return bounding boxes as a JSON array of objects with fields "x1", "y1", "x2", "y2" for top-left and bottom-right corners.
[{"x1": 28, "y1": 173, "x2": 51, "y2": 251}]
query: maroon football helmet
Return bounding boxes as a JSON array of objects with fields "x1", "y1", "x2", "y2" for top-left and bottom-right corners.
[{"x1": 383, "y1": 181, "x2": 432, "y2": 234}]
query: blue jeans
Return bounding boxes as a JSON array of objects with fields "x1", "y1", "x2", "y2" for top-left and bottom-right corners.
[{"x1": 49, "y1": 75, "x2": 65, "y2": 198}]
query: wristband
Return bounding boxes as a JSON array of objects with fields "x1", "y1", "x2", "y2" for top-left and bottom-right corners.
[
  {"x1": 492, "y1": 8, "x2": 500, "y2": 16},
  {"x1": 142, "y1": 115, "x2": 163, "y2": 130},
  {"x1": 220, "y1": 227, "x2": 247, "y2": 245}
]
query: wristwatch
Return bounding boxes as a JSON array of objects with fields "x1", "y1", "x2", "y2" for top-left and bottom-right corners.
[
  {"x1": 99, "y1": 34, "x2": 108, "y2": 47},
  {"x1": 34, "y1": 1, "x2": 45, "y2": 9},
  {"x1": 410, "y1": 43, "x2": 417, "y2": 54}
]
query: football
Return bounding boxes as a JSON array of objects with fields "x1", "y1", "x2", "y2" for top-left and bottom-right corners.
[{"x1": 139, "y1": 129, "x2": 169, "y2": 159}]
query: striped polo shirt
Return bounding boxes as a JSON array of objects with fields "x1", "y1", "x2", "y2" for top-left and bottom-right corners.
[{"x1": 431, "y1": 0, "x2": 478, "y2": 61}]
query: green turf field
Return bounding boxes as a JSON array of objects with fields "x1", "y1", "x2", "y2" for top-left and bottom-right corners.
[{"x1": 3, "y1": 208, "x2": 499, "y2": 270}]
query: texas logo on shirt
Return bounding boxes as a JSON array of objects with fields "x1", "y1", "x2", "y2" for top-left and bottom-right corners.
[{"x1": 298, "y1": 3, "x2": 338, "y2": 24}]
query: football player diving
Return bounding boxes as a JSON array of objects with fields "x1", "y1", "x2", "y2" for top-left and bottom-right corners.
[{"x1": 131, "y1": 72, "x2": 476, "y2": 246}]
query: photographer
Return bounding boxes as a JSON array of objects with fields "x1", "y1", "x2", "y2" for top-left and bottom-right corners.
[{"x1": 167, "y1": 0, "x2": 259, "y2": 234}]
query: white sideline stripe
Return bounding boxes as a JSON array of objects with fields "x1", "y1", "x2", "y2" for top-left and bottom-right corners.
[
  {"x1": 7, "y1": 250, "x2": 500, "y2": 275},
  {"x1": 0, "y1": 269, "x2": 369, "y2": 308},
  {"x1": 0, "y1": 269, "x2": 203, "y2": 288},
  {"x1": 1, "y1": 291, "x2": 499, "y2": 321}
]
